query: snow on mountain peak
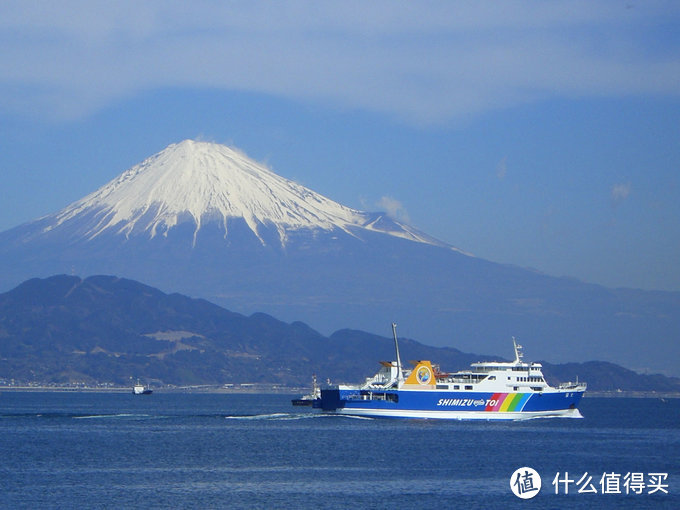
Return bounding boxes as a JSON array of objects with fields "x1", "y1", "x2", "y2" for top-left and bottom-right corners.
[{"x1": 47, "y1": 139, "x2": 450, "y2": 248}]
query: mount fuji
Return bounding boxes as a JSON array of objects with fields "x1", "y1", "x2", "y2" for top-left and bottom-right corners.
[
  {"x1": 43, "y1": 140, "x2": 444, "y2": 249},
  {"x1": 1, "y1": 140, "x2": 678, "y2": 375}
]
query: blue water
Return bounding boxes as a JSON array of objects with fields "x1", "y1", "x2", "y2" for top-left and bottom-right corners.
[{"x1": 0, "y1": 393, "x2": 677, "y2": 509}]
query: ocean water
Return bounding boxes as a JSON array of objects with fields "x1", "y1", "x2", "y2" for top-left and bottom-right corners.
[{"x1": 0, "y1": 392, "x2": 677, "y2": 509}]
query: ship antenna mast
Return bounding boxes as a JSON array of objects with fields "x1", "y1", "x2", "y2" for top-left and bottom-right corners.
[
  {"x1": 392, "y1": 323, "x2": 404, "y2": 384},
  {"x1": 512, "y1": 336, "x2": 523, "y2": 364}
]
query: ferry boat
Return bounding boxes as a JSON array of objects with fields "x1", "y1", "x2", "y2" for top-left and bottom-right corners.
[
  {"x1": 314, "y1": 324, "x2": 586, "y2": 420},
  {"x1": 132, "y1": 381, "x2": 153, "y2": 395}
]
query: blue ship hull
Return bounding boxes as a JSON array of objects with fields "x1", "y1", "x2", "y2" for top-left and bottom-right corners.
[{"x1": 315, "y1": 388, "x2": 585, "y2": 420}]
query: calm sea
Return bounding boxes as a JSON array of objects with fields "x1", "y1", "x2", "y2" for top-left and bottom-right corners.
[{"x1": 0, "y1": 392, "x2": 677, "y2": 509}]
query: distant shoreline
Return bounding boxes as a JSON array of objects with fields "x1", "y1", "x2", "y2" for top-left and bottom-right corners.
[
  {"x1": 0, "y1": 385, "x2": 306, "y2": 394},
  {"x1": 585, "y1": 390, "x2": 680, "y2": 399},
  {"x1": 0, "y1": 386, "x2": 678, "y2": 398}
]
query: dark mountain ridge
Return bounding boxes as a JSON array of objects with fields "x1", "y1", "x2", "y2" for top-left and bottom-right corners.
[{"x1": 1, "y1": 274, "x2": 678, "y2": 393}]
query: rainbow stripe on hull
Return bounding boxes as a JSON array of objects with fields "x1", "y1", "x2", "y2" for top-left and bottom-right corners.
[{"x1": 485, "y1": 392, "x2": 532, "y2": 412}]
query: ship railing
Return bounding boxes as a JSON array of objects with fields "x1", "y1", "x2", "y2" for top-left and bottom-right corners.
[
  {"x1": 362, "y1": 377, "x2": 397, "y2": 389},
  {"x1": 557, "y1": 381, "x2": 587, "y2": 391},
  {"x1": 347, "y1": 391, "x2": 398, "y2": 403},
  {"x1": 440, "y1": 374, "x2": 489, "y2": 384}
]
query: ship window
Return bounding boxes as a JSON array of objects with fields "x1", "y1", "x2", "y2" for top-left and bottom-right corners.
[
  {"x1": 465, "y1": 385, "x2": 473, "y2": 390},
  {"x1": 488, "y1": 376, "x2": 496, "y2": 380},
  {"x1": 454, "y1": 385, "x2": 460, "y2": 390},
  {"x1": 436, "y1": 384, "x2": 448, "y2": 390},
  {"x1": 531, "y1": 387, "x2": 543, "y2": 392},
  {"x1": 513, "y1": 386, "x2": 519, "y2": 391}
]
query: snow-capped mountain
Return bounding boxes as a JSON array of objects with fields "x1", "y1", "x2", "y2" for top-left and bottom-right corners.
[
  {"x1": 0, "y1": 140, "x2": 678, "y2": 376},
  {"x1": 44, "y1": 140, "x2": 447, "y2": 249}
]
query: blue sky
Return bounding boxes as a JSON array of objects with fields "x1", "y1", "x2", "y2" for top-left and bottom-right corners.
[{"x1": 1, "y1": 1, "x2": 679, "y2": 291}]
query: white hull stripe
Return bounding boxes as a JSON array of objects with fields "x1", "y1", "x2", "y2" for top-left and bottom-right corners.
[{"x1": 326, "y1": 407, "x2": 583, "y2": 420}]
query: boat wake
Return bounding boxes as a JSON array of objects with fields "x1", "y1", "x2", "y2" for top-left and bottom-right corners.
[
  {"x1": 224, "y1": 412, "x2": 373, "y2": 421},
  {"x1": 73, "y1": 413, "x2": 155, "y2": 420},
  {"x1": 225, "y1": 413, "x2": 291, "y2": 421},
  {"x1": 512, "y1": 409, "x2": 584, "y2": 422},
  {"x1": 0, "y1": 412, "x2": 161, "y2": 421},
  {"x1": 224, "y1": 413, "x2": 324, "y2": 421}
]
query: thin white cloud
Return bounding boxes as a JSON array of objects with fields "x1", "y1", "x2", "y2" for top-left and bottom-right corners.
[
  {"x1": 377, "y1": 196, "x2": 410, "y2": 223},
  {"x1": 611, "y1": 182, "x2": 631, "y2": 204},
  {"x1": 496, "y1": 157, "x2": 507, "y2": 180},
  {"x1": 1, "y1": 1, "x2": 679, "y2": 124}
]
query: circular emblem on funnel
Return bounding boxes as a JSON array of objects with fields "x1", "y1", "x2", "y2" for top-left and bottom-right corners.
[{"x1": 416, "y1": 365, "x2": 432, "y2": 385}]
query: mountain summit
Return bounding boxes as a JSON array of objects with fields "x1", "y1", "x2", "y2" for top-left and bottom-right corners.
[{"x1": 46, "y1": 140, "x2": 444, "y2": 248}]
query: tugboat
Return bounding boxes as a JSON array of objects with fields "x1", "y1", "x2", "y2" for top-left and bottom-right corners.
[
  {"x1": 132, "y1": 380, "x2": 153, "y2": 395},
  {"x1": 314, "y1": 324, "x2": 586, "y2": 420},
  {"x1": 291, "y1": 374, "x2": 321, "y2": 406}
]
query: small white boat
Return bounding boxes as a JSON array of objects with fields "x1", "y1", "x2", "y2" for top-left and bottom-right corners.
[
  {"x1": 291, "y1": 374, "x2": 321, "y2": 406},
  {"x1": 132, "y1": 380, "x2": 153, "y2": 395}
]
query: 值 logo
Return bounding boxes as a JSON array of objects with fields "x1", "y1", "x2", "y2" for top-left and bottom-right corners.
[{"x1": 510, "y1": 467, "x2": 542, "y2": 499}]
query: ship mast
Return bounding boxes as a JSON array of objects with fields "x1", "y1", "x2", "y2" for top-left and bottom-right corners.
[
  {"x1": 392, "y1": 323, "x2": 404, "y2": 385},
  {"x1": 512, "y1": 336, "x2": 523, "y2": 364}
]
